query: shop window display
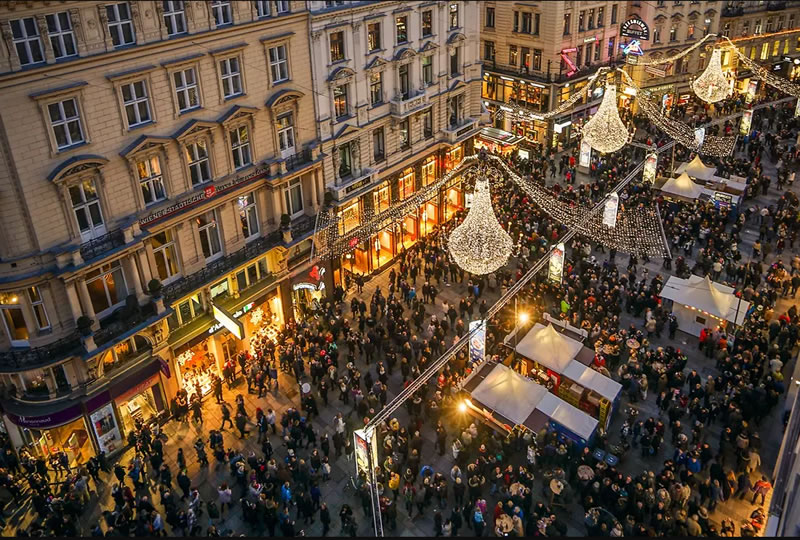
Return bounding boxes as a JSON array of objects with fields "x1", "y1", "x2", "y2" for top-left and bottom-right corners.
[
  {"x1": 23, "y1": 417, "x2": 94, "y2": 469},
  {"x1": 176, "y1": 341, "x2": 221, "y2": 400},
  {"x1": 116, "y1": 383, "x2": 163, "y2": 434}
]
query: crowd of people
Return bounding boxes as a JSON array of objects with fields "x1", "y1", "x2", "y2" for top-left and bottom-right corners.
[{"x1": 0, "y1": 89, "x2": 799, "y2": 538}]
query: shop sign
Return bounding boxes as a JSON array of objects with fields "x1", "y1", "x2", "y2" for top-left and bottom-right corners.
[
  {"x1": 139, "y1": 165, "x2": 268, "y2": 227},
  {"x1": 620, "y1": 18, "x2": 650, "y2": 40},
  {"x1": 344, "y1": 176, "x2": 373, "y2": 194},
  {"x1": 603, "y1": 193, "x2": 619, "y2": 228},
  {"x1": 158, "y1": 355, "x2": 171, "y2": 378},
  {"x1": 7, "y1": 402, "x2": 83, "y2": 429},
  {"x1": 209, "y1": 302, "x2": 250, "y2": 338},
  {"x1": 643, "y1": 152, "x2": 658, "y2": 184},
  {"x1": 554, "y1": 120, "x2": 571, "y2": 134},
  {"x1": 548, "y1": 243, "x2": 565, "y2": 284},
  {"x1": 645, "y1": 65, "x2": 666, "y2": 77},
  {"x1": 115, "y1": 373, "x2": 160, "y2": 404},
  {"x1": 579, "y1": 139, "x2": 591, "y2": 168},
  {"x1": 740, "y1": 110, "x2": 753, "y2": 136},
  {"x1": 621, "y1": 39, "x2": 644, "y2": 56},
  {"x1": 468, "y1": 320, "x2": 487, "y2": 366},
  {"x1": 90, "y1": 403, "x2": 122, "y2": 454}
]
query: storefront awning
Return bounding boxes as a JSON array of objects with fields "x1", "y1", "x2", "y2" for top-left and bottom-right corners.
[
  {"x1": 4, "y1": 399, "x2": 84, "y2": 430},
  {"x1": 479, "y1": 127, "x2": 524, "y2": 147}
]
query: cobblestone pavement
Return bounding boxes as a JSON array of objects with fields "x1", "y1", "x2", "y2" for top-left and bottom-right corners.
[{"x1": 3, "y1": 142, "x2": 797, "y2": 537}]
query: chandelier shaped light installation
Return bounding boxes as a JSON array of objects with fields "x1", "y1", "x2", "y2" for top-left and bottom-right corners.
[
  {"x1": 448, "y1": 162, "x2": 513, "y2": 275},
  {"x1": 692, "y1": 48, "x2": 730, "y2": 104},
  {"x1": 581, "y1": 84, "x2": 629, "y2": 154}
]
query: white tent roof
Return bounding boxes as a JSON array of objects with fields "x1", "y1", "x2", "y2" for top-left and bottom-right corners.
[
  {"x1": 470, "y1": 363, "x2": 548, "y2": 425},
  {"x1": 562, "y1": 361, "x2": 622, "y2": 401},
  {"x1": 660, "y1": 275, "x2": 750, "y2": 325},
  {"x1": 537, "y1": 393, "x2": 598, "y2": 441},
  {"x1": 661, "y1": 172, "x2": 704, "y2": 200},
  {"x1": 676, "y1": 155, "x2": 716, "y2": 180},
  {"x1": 515, "y1": 324, "x2": 583, "y2": 373}
]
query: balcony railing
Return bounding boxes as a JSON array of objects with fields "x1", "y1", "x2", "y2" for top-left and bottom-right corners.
[
  {"x1": 80, "y1": 229, "x2": 127, "y2": 262},
  {"x1": 0, "y1": 334, "x2": 83, "y2": 371},
  {"x1": 284, "y1": 147, "x2": 313, "y2": 172},
  {"x1": 390, "y1": 89, "x2": 430, "y2": 118},
  {"x1": 485, "y1": 58, "x2": 624, "y2": 87},
  {"x1": 93, "y1": 301, "x2": 158, "y2": 349},
  {"x1": 291, "y1": 214, "x2": 316, "y2": 238},
  {"x1": 442, "y1": 117, "x2": 479, "y2": 144}
]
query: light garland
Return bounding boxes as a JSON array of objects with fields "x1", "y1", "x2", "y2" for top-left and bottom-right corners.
[
  {"x1": 250, "y1": 307, "x2": 265, "y2": 327},
  {"x1": 447, "y1": 163, "x2": 513, "y2": 275},
  {"x1": 633, "y1": 33, "x2": 717, "y2": 66},
  {"x1": 581, "y1": 84, "x2": 630, "y2": 154},
  {"x1": 692, "y1": 48, "x2": 731, "y2": 104},
  {"x1": 722, "y1": 36, "x2": 800, "y2": 98}
]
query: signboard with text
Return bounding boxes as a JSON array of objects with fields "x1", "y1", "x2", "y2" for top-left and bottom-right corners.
[
  {"x1": 620, "y1": 18, "x2": 650, "y2": 40},
  {"x1": 211, "y1": 303, "x2": 245, "y2": 339}
]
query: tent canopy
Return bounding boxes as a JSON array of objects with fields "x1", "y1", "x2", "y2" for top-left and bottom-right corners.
[
  {"x1": 660, "y1": 275, "x2": 750, "y2": 326},
  {"x1": 677, "y1": 155, "x2": 716, "y2": 180},
  {"x1": 515, "y1": 323, "x2": 583, "y2": 373},
  {"x1": 537, "y1": 393, "x2": 598, "y2": 440},
  {"x1": 470, "y1": 363, "x2": 548, "y2": 425},
  {"x1": 562, "y1": 362, "x2": 622, "y2": 401},
  {"x1": 661, "y1": 172, "x2": 704, "y2": 200}
]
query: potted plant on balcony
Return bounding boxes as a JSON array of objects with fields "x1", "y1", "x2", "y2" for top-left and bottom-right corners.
[
  {"x1": 281, "y1": 213, "x2": 292, "y2": 243},
  {"x1": 323, "y1": 191, "x2": 334, "y2": 209},
  {"x1": 77, "y1": 315, "x2": 97, "y2": 353},
  {"x1": 148, "y1": 278, "x2": 166, "y2": 314}
]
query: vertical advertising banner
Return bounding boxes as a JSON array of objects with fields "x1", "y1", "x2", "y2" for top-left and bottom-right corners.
[
  {"x1": 693, "y1": 127, "x2": 706, "y2": 149},
  {"x1": 548, "y1": 242, "x2": 565, "y2": 284},
  {"x1": 740, "y1": 110, "x2": 753, "y2": 136},
  {"x1": 643, "y1": 152, "x2": 658, "y2": 184},
  {"x1": 579, "y1": 138, "x2": 592, "y2": 168},
  {"x1": 746, "y1": 80, "x2": 758, "y2": 103},
  {"x1": 468, "y1": 320, "x2": 487, "y2": 366},
  {"x1": 354, "y1": 429, "x2": 370, "y2": 478},
  {"x1": 603, "y1": 193, "x2": 619, "y2": 228},
  {"x1": 794, "y1": 98, "x2": 800, "y2": 118}
]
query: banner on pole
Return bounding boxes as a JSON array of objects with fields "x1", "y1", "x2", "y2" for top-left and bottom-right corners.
[
  {"x1": 603, "y1": 193, "x2": 619, "y2": 228},
  {"x1": 468, "y1": 320, "x2": 487, "y2": 366},
  {"x1": 548, "y1": 243, "x2": 565, "y2": 284},
  {"x1": 579, "y1": 138, "x2": 591, "y2": 168},
  {"x1": 740, "y1": 110, "x2": 753, "y2": 136},
  {"x1": 643, "y1": 152, "x2": 657, "y2": 183}
]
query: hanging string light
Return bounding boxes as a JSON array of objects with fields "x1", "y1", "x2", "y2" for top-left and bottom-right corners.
[
  {"x1": 722, "y1": 36, "x2": 800, "y2": 98},
  {"x1": 633, "y1": 33, "x2": 717, "y2": 66},
  {"x1": 692, "y1": 47, "x2": 731, "y2": 104},
  {"x1": 447, "y1": 162, "x2": 513, "y2": 275},
  {"x1": 581, "y1": 84, "x2": 630, "y2": 154}
]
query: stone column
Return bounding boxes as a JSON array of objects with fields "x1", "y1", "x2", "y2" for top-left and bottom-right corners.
[
  {"x1": 76, "y1": 279, "x2": 98, "y2": 330},
  {"x1": 308, "y1": 173, "x2": 319, "y2": 211},
  {"x1": 122, "y1": 254, "x2": 145, "y2": 302},
  {"x1": 65, "y1": 281, "x2": 83, "y2": 324}
]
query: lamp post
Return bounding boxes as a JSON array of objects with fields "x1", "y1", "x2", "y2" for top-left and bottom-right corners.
[{"x1": 512, "y1": 296, "x2": 529, "y2": 372}]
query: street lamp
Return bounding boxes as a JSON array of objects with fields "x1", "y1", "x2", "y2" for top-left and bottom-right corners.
[
  {"x1": 512, "y1": 296, "x2": 529, "y2": 372},
  {"x1": 458, "y1": 401, "x2": 468, "y2": 413}
]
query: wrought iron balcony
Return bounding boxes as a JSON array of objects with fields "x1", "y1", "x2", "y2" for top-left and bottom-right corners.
[
  {"x1": 284, "y1": 147, "x2": 313, "y2": 172},
  {"x1": 0, "y1": 334, "x2": 83, "y2": 371},
  {"x1": 79, "y1": 229, "x2": 126, "y2": 262},
  {"x1": 93, "y1": 301, "x2": 158, "y2": 349}
]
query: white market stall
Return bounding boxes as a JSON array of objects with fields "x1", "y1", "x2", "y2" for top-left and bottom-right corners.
[
  {"x1": 659, "y1": 172, "x2": 705, "y2": 202},
  {"x1": 515, "y1": 323, "x2": 583, "y2": 374},
  {"x1": 659, "y1": 275, "x2": 750, "y2": 337},
  {"x1": 675, "y1": 155, "x2": 717, "y2": 181}
]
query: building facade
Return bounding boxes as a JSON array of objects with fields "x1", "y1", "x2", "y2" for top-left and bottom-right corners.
[
  {"x1": 0, "y1": 0, "x2": 325, "y2": 464},
  {"x1": 480, "y1": 0, "x2": 623, "y2": 149},
  {"x1": 307, "y1": 0, "x2": 484, "y2": 281}
]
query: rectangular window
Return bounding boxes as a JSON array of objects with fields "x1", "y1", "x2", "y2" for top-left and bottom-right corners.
[
  {"x1": 754, "y1": 19, "x2": 762, "y2": 34},
  {"x1": 790, "y1": 14, "x2": 796, "y2": 29},
  {"x1": 197, "y1": 210, "x2": 222, "y2": 261},
  {"x1": 329, "y1": 31, "x2": 345, "y2": 62},
  {"x1": 450, "y1": 46, "x2": 460, "y2": 76},
  {"x1": 449, "y1": 3, "x2": 459, "y2": 29},
  {"x1": 27, "y1": 287, "x2": 50, "y2": 331},
  {"x1": 670, "y1": 26, "x2": 677, "y2": 41},
  {"x1": 563, "y1": 13, "x2": 571, "y2": 35},
  {"x1": 11, "y1": 17, "x2": 44, "y2": 66},
  {"x1": 396, "y1": 16, "x2": 408, "y2": 43},
  {"x1": 534, "y1": 13, "x2": 540, "y2": 35},
  {"x1": 334, "y1": 84, "x2": 348, "y2": 118},
  {"x1": 173, "y1": 68, "x2": 199, "y2": 112},
  {"x1": 422, "y1": 55, "x2": 433, "y2": 85},
  {"x1": 448, "y1": 93, "x2": 463, "y2": 128},
  {"x1": 69, "y1": 178, "x2": 105, "y2": 241},
  {"x1": 399, "y1": 118, "x2": 410, "y2": 149},
  {"x1": 767, "y1": 18, "x2": 774, "y2": 33},
  {"x1": 784, "y1": 39, "x2": 790, "y2": 55},
  {"x1": 576, "y1": 45, "x2": 583, "y2": 67},
  {"x1": 422, "y1": 158, "x2": 435, "y2": 186},
  {"x1": 1, "y1": 299, "x2": 28, "y2": 346},
  {"x1": 273, "y1": 0, "x2": 289, "y2": 13},
  {"x1": 219, "y1": 57, "x2": 243, "y2": 98},
  {"x1": 611, "y1": 5, "x2": 617, "y2": 24},
  {"x1": 422, "y1": 108, "x2": 433, "y2": 139},
  {"x1": 255, "y1": 0, "x2": 271, "y2": 18},
  {"x1": 137, "y1": 155, "x2": 166, "y2": 205},
  {"x1": 185, "y1": 140, "x2": 211, "y2": 185},
  {"x1": 48, "y1": 98, "x2": 84, "y2": 149},
  {"x1": 779, "y1": 16, "x2": 785, "y2": 31},
  {"x1": 772, "y1": 40, "x2": 780, "y2": 56},
  {"x1": 399, "y1": 63, "x2": 410, "y2": 99},
  {"x1": 398, "y1": 169, "x2": 415, "y2": 199},
  {"x1": 597, "y1": 7, "x2": 604, "y2": 28},
  {"x1": 533, "y1": 49, "x2": 542, "y2": 71},
  {"x1": 46, "y1": 12, "x2": 77, "y2": 59},
  {"x1": 761, "y1": 42, "x2": 769, "y2": 60},
  {"x1": 277, "y1": 112, "x2": 295, "y2": 157},
  {"x1": 373, "y1": 185, "x2": 389, "y2": 213},
  {"x1": 522, "y1": 13, "x2": 532, "y2": 33},
  {"x1": 85, "y1": 261, "x2": 127, "y2": 315},
  {"x1": 578, "y1": 11, "x2": 585, "y2": 32},
  {"x1": 121, "y1": 80, "x2": 151, "y2": 128},
  {"x1": 163, "y1": 1, "x2": 186, "y2": 35},
  {"x1": 368, "y1": 22, "x2": 381, "y2": 52},
  {"x1": 373, "y1": 127, "x2": 385, "y2": 161},
  {"x1": 106, "y1": 3, "x2": 136, "y2": 47},
  {"x1": 585, "y1": 43, "x2": 593, "y2": 65},
  {"x1": 509, "y1": 45, "x2": 518, "y2": 66},
  {"x1": 421, "y1": 10, "x2": 432, "y2": 37},
  {"x1": 230, "y1": 125, "x2": 251, "y2": 169},
  {"x1": 654, "y1": 27, "x2": 661, "y2": 43},
  {"x1": 484, "y1": 41, "x2": 495, "y2": 62},
  {"x1": 269, "y1": 45, "x2": 288, "y2": 83},
  {"x1": 211, "y1": 0, "x2": 232, "y2": 26},
  {"x1": 588, "y1": 9, "x2": 595, "y2": 30},
  {"x1": 687, "y1": 23, "x2": 695, "y2": 39},
  {"x1": 338, "y1": 144, "x2": 352, "y2": 177},
  {"x1": 284, "y1": 177, "x2": 304, "y2": 217},
  {"x1": 608, "y1": 36, "x2": 616, "y2": 59},
  {"x1": 513, "y1": 11, "x2": 519, "y2": 32},
  {"x1": 152, "y1": 230, "x2": 179, "y2": 283},
  {"x1": 594, "y1": 41, "x2": 601, "y2": 61},
  {"x1": 237, "y1": 193, "x2": 259, "y2": 240},
  {"x1": 370, "y1": 71, "x2": 383, "y2": 105},
  {"x1": 169, "y1": 293, "x2": 201, "y2": 329},
  {"x1": 486, "y1": 7, "x2": 495, "y2": 28}
]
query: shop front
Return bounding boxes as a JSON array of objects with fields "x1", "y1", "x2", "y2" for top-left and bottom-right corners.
[
  {"x1": 6, "y1": 402, "x2": 95, "y2": 468},
  {"x1": 291, "y1": 264, "x2": 327, "y2": 321},
  {"x1": 109, "y1": 360, "x2": 166, "y2": 435}
]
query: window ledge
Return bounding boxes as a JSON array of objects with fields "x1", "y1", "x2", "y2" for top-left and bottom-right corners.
[
  {"x1": 270, "y1": 79, "x2": 292, "y2": 89},
  {"x1": 127, "y1": 120, "x2": 155, "y2": 132},
  {"x1": 178, "y1": 106, "x2": 204, "y2": 117},
  {"x1": 224, "y1": 92, "x2": 246, "y2": 102},
  {"x1": 56, "y1": 141, "x2": 89, "y2": 154},
  {"x1": 327, "y1": 58, "x2": 350, "y2": 69},
  {"x1": 366, "y1": 48, "x2": 386, "y2": 56}
]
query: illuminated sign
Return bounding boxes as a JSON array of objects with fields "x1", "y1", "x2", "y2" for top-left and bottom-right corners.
[
  {"x1": 643, "y1": 152, "x2": 658, "y2": 184},
  {"x1": 746, "y1": 80, "x2": 758, "y2": 103},
  {"x1": 560, "y1": 48, "x2": 578, "y2": 76},
  {"x1": 548, "y1": 243, "x2": 565, "y2": 284},
  {"x1": 620, "y1": 18, "x2": 650, "y2": 40},
  {"x1": 579, "y1": 139, "x2": 591, "y2": 168},
  {"x1": 603, "y1": 193, "x2": 619, "y2": 228},
  {"x1": 694, "y1": 127, "x2": 706, "y2": 148},
  {"x1": 209, "y1": 302, "x2": 252, "y2": 338},
  {"x1": 621, "y1": 39, "x2": 644, "y2": 56},
  {"x1": 740, "y1": 110, "x2": 753, "y2": 136},
  {"x1": 795, "y1": 99, "x2": 800, "y2": 118},
  {"x1": 468, "y1": 320, "x2": 487, "y2": 366},
  {"x1": 554, "y1": 120, "x2": 571, "y2": 133}
]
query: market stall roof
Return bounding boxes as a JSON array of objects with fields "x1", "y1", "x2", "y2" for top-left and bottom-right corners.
[
  {"x1": 515, "y1": 323, "x2": 583, "y2": 373},
  {"x1": 661, "y1": 172, "x2": 704, "y2": 200},
  {"x1": 469, "y1": 363, "x2": 548, "y2": 425},
  {"x1": 536, "y1": 393, "x2": 598, "y2": 441},
  {"x1": 676, "y1": 155, "x2": 716, "y2": 180},
  {"x1": 659, "y1": 275, "x2": 750, "y2": 325},
  {"x1": 478, "y1": 127, "x2": 524, "y2": 146},
  {"x1": 562, "y1": 361, "x2": 622, "y2": 402}
]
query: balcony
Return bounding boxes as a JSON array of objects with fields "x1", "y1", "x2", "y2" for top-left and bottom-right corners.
[
  {"x1": 0, "y1": 334, "x2": 83, "y2": 372},
  {"x1": 80, "y1": 229, "x2": 126, "y2": 262},
  {"x1": 283, "y1": 147, "x2": 314, "y2": 173},
  {"x1": 331, "y1": 168, "x2": 376, "y2": 202},
  {"x1": 93, "y1": 301, "x2": 158, "y2": 349},
  {"x1": 390, "y1": 89, "x2": 430, "y2": 119},
  {"x1": 442, "y1": 117, "x2": 480, "y2": 144},
  {"x1": 485, "y1": 58, "x2": 624, "y2": 87},
  {"x1": 722, "y1": 1, "x2": 786, "y2": 16}
]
